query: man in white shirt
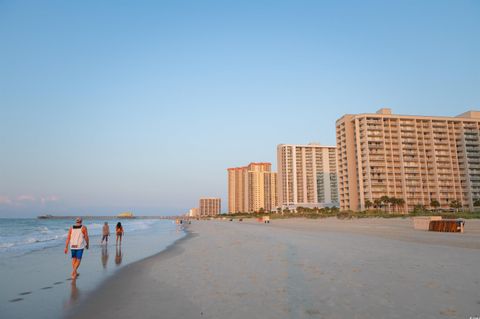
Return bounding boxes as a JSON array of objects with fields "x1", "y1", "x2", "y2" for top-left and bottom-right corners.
[{"x1": 64, "y1": 217, "x2": 89, "y2": 279}]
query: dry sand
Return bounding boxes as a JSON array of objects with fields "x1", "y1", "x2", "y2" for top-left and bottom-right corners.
[{"x1": 67, "y1": 218, "x2": 480, "y2": 319}]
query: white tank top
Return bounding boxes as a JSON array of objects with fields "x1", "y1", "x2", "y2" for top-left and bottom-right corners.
[{"x1": 70, "y1": 225, "x2": 85, "y2": 249}]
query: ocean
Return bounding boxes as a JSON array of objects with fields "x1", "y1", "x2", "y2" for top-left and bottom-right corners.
[
  {"x1": 0, "y1": 218, "x2": 167, "y2": 258},
  {"x1": 0, "y1": 218, "x2": 185, "y2": 319}
]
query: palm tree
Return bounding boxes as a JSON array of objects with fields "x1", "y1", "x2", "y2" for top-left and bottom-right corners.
[
  {"x1": 450, "y1": 200, "x2": 462, "y2": 213},
  {"x1": 396, "y1": 198, "x2": 405, "y2": 213},
  {"x1": 365, "y1": 199, "x2": 373, "y2": 210},
  {"x1": 389, "y1": 197, "x2": 397, "y2": 213},
  {"x1": 473, "y1": 199, "x2": 480, "y2": 207},
  {"x1": 430, "y1": 199, "x2": 440, "y2": 212},
  {"x1": 374, "y1": 198, "x2": 382, "y2": 210},
  {"x1": 380, "y1": 195, "x2": 390, "y2": 212}
]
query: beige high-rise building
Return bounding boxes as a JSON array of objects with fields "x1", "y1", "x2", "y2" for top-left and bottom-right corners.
[
  {"x1": 227, "y1": 163, "x2": 277, "y2": 213},
  {"x1": 336, "y1": 108, "x2": 480, "y2": 212},
  {"x1": 277, "y1": 144, "x2": 339, "y2": 209},
  {"x1": 199, "y1": 198, "x2": 221, "y2": 216},
  {"x1": 227, "y1": 166, "x2": 248, "y2": 213}
]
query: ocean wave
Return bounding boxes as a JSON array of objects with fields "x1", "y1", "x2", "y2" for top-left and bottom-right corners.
[
  {"x1": 0, "y1": 218, "x2": 164, "y2": 257},
  {"x1": 0, "y1": 242, "x2": 14, "y2": 249}
]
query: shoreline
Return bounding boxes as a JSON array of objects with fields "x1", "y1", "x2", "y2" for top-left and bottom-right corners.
[
  {"x1": 64, "y1": 224, "x2": 193, "y2": 318},
  {"x1": 0, "y1": 219, "x2": 185, "y2": 319},
  {"x1": 67, "y1": 218, "x2": 480, "y2": 319}
]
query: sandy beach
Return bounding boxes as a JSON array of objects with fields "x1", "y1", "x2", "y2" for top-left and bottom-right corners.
[{"x1": 68, "y1": 218, "x2": 480, "y2": 319}]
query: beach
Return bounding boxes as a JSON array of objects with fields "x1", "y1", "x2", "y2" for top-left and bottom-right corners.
[{"x1": 68, "y1": 218, "x2": 480, "y2": 319}]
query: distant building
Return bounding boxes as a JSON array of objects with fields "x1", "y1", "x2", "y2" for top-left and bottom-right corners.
[
  {"x1": 199, "y1": 198, "x2": 221, "y2": 216},
  {"x1": 227, "y1": 162, "x2": 277, "y2": 213},
  {"x1": 188, "y1": 208, "x2": 199, "y2": 217},
  {"x1": 336, "y1": 108, "x2": 480, "y2": 212},
  {"x1": 277, "y1": 144, "x2": 338, "y2": 210}
]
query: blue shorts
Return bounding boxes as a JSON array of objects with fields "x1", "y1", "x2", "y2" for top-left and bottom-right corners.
[{"x1": 71, "y1": 249, "x2": 84, "y2": 259}]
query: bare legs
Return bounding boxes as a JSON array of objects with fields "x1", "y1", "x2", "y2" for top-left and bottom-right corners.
[
  {"x1": 116, "y1": 234, "x2": 122, "y2": 246},
  {"x1": 101, "y1": 235, "x2": 108, "y2": 245},
  {"x1": 71, "y1": 257, "x2": 82, "y2": 279}
]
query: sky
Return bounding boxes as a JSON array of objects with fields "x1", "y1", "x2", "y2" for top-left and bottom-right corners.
[{"x1": 1, "y1": 0, "x2": 479, "y2": 217}]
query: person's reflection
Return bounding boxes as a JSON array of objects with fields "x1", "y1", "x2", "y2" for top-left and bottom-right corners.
[
  {"x1": 101, "y1": 245, "x2": 109, "y2": 269},
  {"x1": 69, "y1": 279, "x2": 80, "y2": 304},
  {"x1": 115, "y1": 245, "x2": 123, "y2": 266}
]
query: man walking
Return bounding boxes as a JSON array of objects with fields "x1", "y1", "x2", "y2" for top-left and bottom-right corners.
[{"x1": 65, "y1": 217, "x2": 89, "y2": 279}]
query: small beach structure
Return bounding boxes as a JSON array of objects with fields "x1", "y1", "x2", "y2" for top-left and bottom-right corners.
[
  {"x1": 412, "y1": 216, "x2": 442, "y2": 230},
  {"x1": 257, "y1": 216, "x2": 270, "y2": 223},
  {"x1": 429, "y1": 219, "x2": 465, "y2": 233}
]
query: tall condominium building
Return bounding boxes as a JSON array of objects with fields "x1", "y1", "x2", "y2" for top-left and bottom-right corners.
[
  {"x1": 227, "y1": 162, "x2": 277, "y2": 213},
  {"x1": 336, "y1": 108, "x2": 480, "y2": 212},
  {"x1": 227, "y1": 166, "x2": 247, "y2": 213},
  {"x1": 199, "y1": 198, "x2": 221, "y2": 216},
  {"x1": 277, "y1": 144, "x2": 339, "y2": 209}
]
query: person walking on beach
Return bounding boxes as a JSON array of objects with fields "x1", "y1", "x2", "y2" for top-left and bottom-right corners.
[
  {"x1": 101, "y1": 222, "x2": 110, "y2": 244},
  {"x1": 65, "y1": 217, "x2": 89, "y2": 279},
  {"x1": 115, "y1": 222, "x2": 124, "y2": 245}
]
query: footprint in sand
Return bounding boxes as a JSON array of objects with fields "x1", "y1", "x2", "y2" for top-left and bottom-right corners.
[
  {"x1": 19, "y1": 292, "x2": 32, "y2": 296},
  {"x1": 305, "y1": 309, "x2": 321, "y2": 315},
  {"x1": 9, "y1": 298, "x2": 23, "y2": 302},
  {"x1": 53, "y1": 281, "x2": 63, "y2": 285},
  {"x1": 41, "y1": 286, "x2": 53, "y2": 290},
  {"x1": 439, "y1": 308, "x2": 457, "y2": 316},
  {"x1": 425, "y1": 281, "x2": 439, "y2": 289}
]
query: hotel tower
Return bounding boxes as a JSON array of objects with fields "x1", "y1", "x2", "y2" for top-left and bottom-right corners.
[
  {"x1": 336, "y1": 108, "x2": 480, "y2": 212},
  {"x1": 227, "y1": 163, "x2": 277, "y2": 213},
  {"x1": 199, "y1": 198, "x2": 221, "y2": 216},
  {"x1": 277, "y1": 144, "x2": 339, "y2": 209}
]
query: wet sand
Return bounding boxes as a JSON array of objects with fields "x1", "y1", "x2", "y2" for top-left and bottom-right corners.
[{"x1": 68, "y1": 218, "x2": 480, "y2": 319}]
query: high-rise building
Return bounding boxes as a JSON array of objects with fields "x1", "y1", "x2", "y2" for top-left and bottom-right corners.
[
  {"x1": 227, "y1": 163, "x2": 277, "y2": 213},
  {"x1": 199, "y1": 198, "x2": 221, "y2": 216},
  {"x1": 227, "y1": 167, "x2": 247, "y2": 213},
  {"x1": 187, "y1": 208, "x2": 199, "y2": 217},
  {"x1": 336, "y1": 108, "x2": 480, "y2": 212},
  {"x1": 263, "y1": 171, "x2": 277, "y2": 213},
  {"x1": 277, "y1": 144, "x2": 338, "y2": 209}
]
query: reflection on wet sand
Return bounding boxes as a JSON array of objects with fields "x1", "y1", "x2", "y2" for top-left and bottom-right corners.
[
  {"x1": 115, "y1": 245, "x2": 122, "y2": 266},
  {"x1": 64, "y1": 279, "x2": 80, "y2": 309},
  {"x1": 101, "y1": 245, "x2": 109, "y2": 269}
]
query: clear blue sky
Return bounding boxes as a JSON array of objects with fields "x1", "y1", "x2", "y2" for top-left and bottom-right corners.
[{"x1": 1, "y1": 0, "x2": 479, "y2": 217}]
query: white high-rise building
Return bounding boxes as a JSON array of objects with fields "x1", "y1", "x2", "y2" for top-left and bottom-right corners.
[{"x1": 277, "y1": 144, "x2": 338, "y2": 209}]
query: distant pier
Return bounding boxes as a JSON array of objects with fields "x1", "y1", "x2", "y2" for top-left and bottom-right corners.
[{"x1": 37, "y1": 215, "x2": 184, "y2": 220}]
